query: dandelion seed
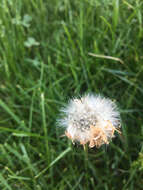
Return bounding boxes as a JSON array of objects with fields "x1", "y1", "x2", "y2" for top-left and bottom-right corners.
[{"x1": 58, "y1": 94, "x2": 121, "y2": 148}]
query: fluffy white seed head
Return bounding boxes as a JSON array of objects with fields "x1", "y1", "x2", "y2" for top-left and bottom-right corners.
[{"x1": 59, "y1": 94, "x2": 121, "y2": 148}]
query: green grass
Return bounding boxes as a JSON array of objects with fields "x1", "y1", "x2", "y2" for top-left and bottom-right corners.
[{"x1": 0, "y1": 0, "x2": 143, "y2": 189}]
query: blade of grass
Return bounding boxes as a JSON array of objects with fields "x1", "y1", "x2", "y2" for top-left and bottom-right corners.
[
  {"x1": 88, "y1": 52, "x2": 124, "y2": 64},
  {"x1": 0, "y1": 174, "x2": 12, "y2": 190},
  {"x1": 112, "y1": 0, "x2": 119, "y2": 31},
  {"x1": 0, "y1": 126, "x2": 44, "y2": 139},
  {"x1": 41, "y1": 93, "x2": 49, "y2": 157},
  {"x1": 35, "y1": 147, "x2": 71, "y2": 179},
  {"x1": 0, "y1": 99, "x2": 24, "y2": 126}
]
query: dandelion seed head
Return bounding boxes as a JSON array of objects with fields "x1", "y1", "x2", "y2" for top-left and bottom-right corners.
[{"x1": 58, "y1": 94, "x2": 121, "y2": 148}]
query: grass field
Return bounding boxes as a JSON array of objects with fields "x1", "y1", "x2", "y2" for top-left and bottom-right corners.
[{"x1": 0, "y1": 0, "x2": 143, "y2": 189}]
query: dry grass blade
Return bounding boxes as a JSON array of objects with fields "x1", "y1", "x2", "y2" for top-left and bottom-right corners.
[{"x1": 88, "y1": 52, "x2": 124, "y2": 64}]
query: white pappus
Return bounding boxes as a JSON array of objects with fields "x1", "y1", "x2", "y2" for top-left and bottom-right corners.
[{"x1": 58, "y1": 94, "x2": 121, "y2": 148}]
